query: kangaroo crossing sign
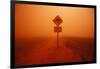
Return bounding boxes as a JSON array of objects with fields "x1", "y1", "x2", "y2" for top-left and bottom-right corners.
[
  {"x1": 53, "y1": 15, "x2": 63, "y2": 32},
  {"x1": 53, "y1": 15, "x2": 63, "y2": 48},
  {"x1": 53, "y1": 15, "x2": 63, "y2": 26}
]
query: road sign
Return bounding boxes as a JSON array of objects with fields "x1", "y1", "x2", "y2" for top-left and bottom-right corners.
[
  {"x1": 53, "y1": 15, "x2": 63, "y2": 48},
  {"x1": 53, "y1": 15, "x2": 63, "y2": 26},
  {"x1": 54, "y1": 26, "x2": 62, "y2": 32}
]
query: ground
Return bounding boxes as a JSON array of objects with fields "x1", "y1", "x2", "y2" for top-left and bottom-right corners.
[{"x1": 15, "y1": 37, "x2": 95, "y2": 67}]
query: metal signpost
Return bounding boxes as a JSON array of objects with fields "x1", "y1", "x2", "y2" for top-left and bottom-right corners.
[{"x1": 53, "y1": 15, "x2": 63, "y2": 48}]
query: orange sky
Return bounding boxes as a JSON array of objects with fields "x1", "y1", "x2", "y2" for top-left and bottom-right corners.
[{"x1": 15, "y1": 4, "x2": 94, "y2": 39}]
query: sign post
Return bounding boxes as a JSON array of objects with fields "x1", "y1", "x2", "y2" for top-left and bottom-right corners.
[
  {"x1": 53, "y1": 15, "x2": 63, "y2": 48},
  {"x1": 57, "y1": 30, "x2": 59, "y2": 48}
]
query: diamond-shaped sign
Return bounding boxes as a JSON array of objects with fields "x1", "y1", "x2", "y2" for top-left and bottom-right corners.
[{"x1": 53, "y1": 15, "x2": 63, "y2": 26}]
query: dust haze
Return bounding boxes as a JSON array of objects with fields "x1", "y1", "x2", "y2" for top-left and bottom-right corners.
[{"x1": 15, "y1": 4, "x2": 95, "y2": 67}]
